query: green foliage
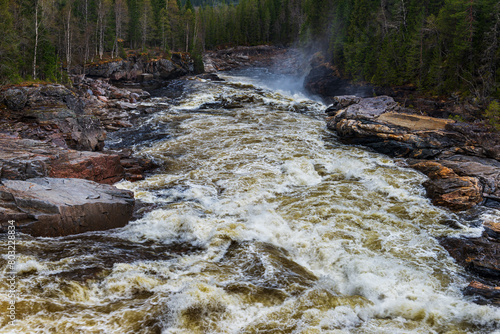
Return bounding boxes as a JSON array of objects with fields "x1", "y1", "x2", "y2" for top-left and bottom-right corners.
[
  {"x1": 190, "y1": 37, "x2": 204, "y2": 74},
  {"x1": 485, "y1": 100, "x2": 500, "y2": 130},
  {"x1": 448, "y1": 114, "x2": 465, "y2": 122},
  {"x1": 38, "y1": 40, "x2": 59, "y2": 82},
  {"x1": 119, "y1": 44, "x2": 128, "y2": 59}
]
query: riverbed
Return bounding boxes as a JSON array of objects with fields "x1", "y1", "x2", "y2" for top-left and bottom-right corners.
[{"x1": 2, "y1": 70, "x2": 500, "y2": 333}]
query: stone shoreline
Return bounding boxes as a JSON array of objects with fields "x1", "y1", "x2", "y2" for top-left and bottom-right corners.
[{"x1": 0, "y1": 53, "x2": 196, "y2": 237}]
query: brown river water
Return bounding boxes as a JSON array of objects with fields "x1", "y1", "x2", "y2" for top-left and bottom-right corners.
[{"x1": 1, "y1": 70, "x2": 500, "y2": 333}]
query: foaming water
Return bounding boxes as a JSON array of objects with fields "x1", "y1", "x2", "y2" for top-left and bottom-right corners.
[{"x1": 2, "y1": 73, "x2": 500, "y2": 333}]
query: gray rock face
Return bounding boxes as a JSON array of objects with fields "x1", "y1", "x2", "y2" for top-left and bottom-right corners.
[
  {"x1": 2, "y1": 88, "x2": 28, "y2": 110},
  {"x1": 0, "y1": 178, "x2": 134, "y2": 237},
  {"x1": 1, "y1": 84, "x2": 106, "y2": 151}
]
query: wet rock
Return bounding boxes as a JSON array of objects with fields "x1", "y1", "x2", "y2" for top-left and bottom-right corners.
[
  {"x1": 105, "y1": 148, "x2": 158, "y2": 182},
  {"x1": 220, "y1": 240, "x2": 317, "y2": 293},
  {"x1": 139, "y1": 73, "x2": 154, "y2": 82},
  {"x1": 439, "y1": 236, "x2": 500, "y2": 280},
  {"x1": 410, "y1": 161, "x2": 482, "y2": 211},
  {"x1": 464, "y1": 281, "x2": 500, "y2": 306},
  {"x1": 484, "y1": 220, "x2": 500, "y2": 239},
  {"x1": 325, "y1": 95, "x2": 361, "y2": 116},
  {"x1": 197, "y1": 73, "x2": 225, "y2": 82},
  {"x1": 0, "y1": 177, "x2": 134, "y2": 237}
]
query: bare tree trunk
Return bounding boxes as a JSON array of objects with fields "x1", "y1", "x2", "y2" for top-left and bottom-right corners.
[
  {"x1": 468, "y1": 0, "x2": 474, "y2": 42},
  {"x1": 400, "y1": 0, "x2": 407, "y2": 29},
  {"x1": 84, "y1": 0, "x2": 89, "y2": 64},
  {"x1": 380, "y1": 0, "x2": 388, "y2": 36},
  {"x1": 97, "y1": 0, "x2": 105, "y2": 59},
  {"x1": 185, "y1": 22, "x2": 189, "y2": 52},
  {"x1": 33, "y1": 1, "x2": 39, "y2": 79},
  {"x1": 66, "y1": 6, "x2": 72, "y2": 72}
]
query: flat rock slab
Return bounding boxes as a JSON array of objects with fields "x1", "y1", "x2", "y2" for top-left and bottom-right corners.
[
  {"x1": 0, "y1": 178, "x2": 134, "y2": 237},
  {"x1": 377, "y1": 112, "x2": 454, "y2": 131}
]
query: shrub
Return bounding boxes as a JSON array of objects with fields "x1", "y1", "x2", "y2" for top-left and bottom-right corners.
[{"x1": 485, "y1": 100, "x2": 500, "y2": 130}]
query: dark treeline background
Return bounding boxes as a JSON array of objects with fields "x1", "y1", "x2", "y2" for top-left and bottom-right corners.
[{"x1": 1, "y1": 0, "x2": 499, "y2": 107}]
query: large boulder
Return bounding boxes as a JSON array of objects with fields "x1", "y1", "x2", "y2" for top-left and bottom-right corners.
[
  {"x1": 1, "y1": 87, "x2": 28, "y2": 110},
  {"x1": 327, "y1": 96, "x2": 460, "y2": 159},
  {"x1": 0, "y1": 178, "x2": 134, "y2": 237}
]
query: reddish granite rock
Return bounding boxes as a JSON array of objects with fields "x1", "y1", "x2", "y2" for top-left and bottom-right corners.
[
  {"x1": 49, "y1": 151, "x2": 124, "y2": 184},
  {"x1": 0, "y1": 137, "x2": 124, "y2": 184}
]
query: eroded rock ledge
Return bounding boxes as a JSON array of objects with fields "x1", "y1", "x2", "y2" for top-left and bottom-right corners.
[{"x1": 326, "y1": 95, "x2": 500, "y2": 305}]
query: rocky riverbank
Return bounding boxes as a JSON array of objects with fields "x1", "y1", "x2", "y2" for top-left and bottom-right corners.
[
  {"x1": 324, "y1": 95, "x2": 500, "y2": 306},
  {"x1": 0, "y1": 76, "x2": 161, "y2": 236}
]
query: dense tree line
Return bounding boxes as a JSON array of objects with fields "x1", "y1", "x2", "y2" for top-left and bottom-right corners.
[
  {"x1": 0, "y1": 0, "x2": 306, "y2": 84},
  {"x1": 0, "y1": 0, "x2": 204, "y2": 83},
  {"x1": 1, "y1": 0, "x2": 499, "y2": 108},
  {"x1": 301, "y1": 0, "x2": 500, "y2": 104}
]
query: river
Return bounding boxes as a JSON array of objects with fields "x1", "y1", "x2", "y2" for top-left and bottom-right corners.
[{"x1": 2, "y1": 69, "x2": 500, "y2": 333}]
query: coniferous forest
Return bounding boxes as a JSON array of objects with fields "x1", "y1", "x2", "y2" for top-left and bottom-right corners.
[{"x1": 0, "y1": 0, "x2": 499, "y2": 107}]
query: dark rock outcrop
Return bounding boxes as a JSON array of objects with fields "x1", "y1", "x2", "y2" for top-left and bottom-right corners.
[
  {"x1": 1, "y1": 84, "x2": 106, "y2": 151},
  {"x1": 439, "y1": 232, "x2": 500, "y2": 306},
  {"x1": 440, "y1": 235, "x2": 500, "y2": 280},
  {"x1": 80, "y1": 53, "x2": 194, "y2": 82},
  {"x1": 464, "y1": 281, "x2": 500, "y2": 306},
  {"x1": 0, "y1": 177, "x2": 134, "y2": 237},
  {"x1": 203, "y1": 45, "x2": 290, "y2": 72}
]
